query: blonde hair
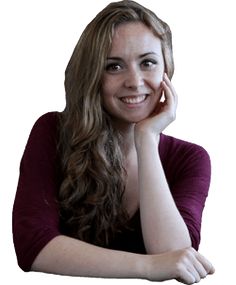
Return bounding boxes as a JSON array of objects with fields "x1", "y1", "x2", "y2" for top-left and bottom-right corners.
[{"x1": 59, "y1": 0, "x2": 174, "y2": 246}]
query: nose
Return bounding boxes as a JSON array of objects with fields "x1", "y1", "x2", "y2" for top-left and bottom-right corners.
[{"x1": 124, "y1": 67, "x2": 144, "y2": 89}]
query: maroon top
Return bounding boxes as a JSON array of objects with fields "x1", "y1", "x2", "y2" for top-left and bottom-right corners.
[{"x1": 13, "y1": 112, "x2": 211, "y2": 272}]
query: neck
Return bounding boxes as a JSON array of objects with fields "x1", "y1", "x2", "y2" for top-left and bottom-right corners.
[{"x1": 112, "y1": 120, "x2": 136, "y2": 156}]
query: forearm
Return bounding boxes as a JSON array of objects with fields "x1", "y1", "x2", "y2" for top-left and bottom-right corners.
[
  {"x1": 136, "y1": 134, "x2": 191, "y2": 254},
  {"x1": 31, "y1": 234, "x2": 214, "y2": 284},
  {"x1": 31, "y1": 235, "x2": 147, "y2": 279}
]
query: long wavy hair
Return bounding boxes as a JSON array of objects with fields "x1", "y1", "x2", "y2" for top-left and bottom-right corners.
[{"x1": 58, "y1": 0, "x2": 174, "y2": 247}]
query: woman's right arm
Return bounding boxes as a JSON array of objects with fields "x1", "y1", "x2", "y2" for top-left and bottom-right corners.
[
  {"x1": 31, "y1": 235, "x2": 145, "y2": 278},
  {"x1": 32, "y1": 235, "x2": 214, "y2": 284}
]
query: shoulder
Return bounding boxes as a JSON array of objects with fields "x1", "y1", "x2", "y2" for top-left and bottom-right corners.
[
  {"x1": 159, "y1": 133, "x2": 211, "y2": 180},
  {"x1": 22, "y1": 112, "x2": 61, "y2": 162},
  {"x1": 159, "y1": 133, "x2": 210, "y2": 161},
  {"x1": 31, "y1": 111, "x2": 60, "y2": 133},
  {"x1": 27, "y1": 112, "x2": 61, "y2": 144}
]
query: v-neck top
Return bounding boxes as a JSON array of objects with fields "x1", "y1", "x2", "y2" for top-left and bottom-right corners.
[{"x1": 13, "y1": 112, "x2": 211, "y2": 271}]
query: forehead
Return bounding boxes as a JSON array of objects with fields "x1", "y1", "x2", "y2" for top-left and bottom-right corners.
[{"x1": 109, "y1": 22, "x2": 162, "y2": 57}]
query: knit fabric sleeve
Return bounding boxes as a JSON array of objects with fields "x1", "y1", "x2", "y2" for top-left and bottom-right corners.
[
  {"x1": 12, "y1": 112, "x2": 61, "y2": 271},
  {"x1": 159, "y1": 134, "x2": 211, "y2": 250}
]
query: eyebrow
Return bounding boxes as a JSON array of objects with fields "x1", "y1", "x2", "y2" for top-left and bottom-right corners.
[
  {"x1": 140, "y1": 52, "x2": 158, "y2": 58},
  {"x1": 107, "y1": 52, "x2": 159, "y2": 61}
]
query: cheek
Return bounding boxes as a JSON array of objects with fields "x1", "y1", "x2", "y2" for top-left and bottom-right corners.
[
  {"x1": 101, "y1": 75, "x2": 116, "y2": 98},
  {"x1": 149, "y1": 74, "x2": 164, "y2": 103},
  {"x1": 100, "y1": 79, "x2": 116, "y2": 110},
  {"x1": 150, "y1": 73, "x2": 163, "y2": 93},
  {"x1": 100, "y1": 85, "x2": 111, "y2": 109}
]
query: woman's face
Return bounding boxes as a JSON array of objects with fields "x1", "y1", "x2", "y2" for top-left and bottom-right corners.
[{"x1": 101, "y1": 22, "x2": 165, "y2": 125}]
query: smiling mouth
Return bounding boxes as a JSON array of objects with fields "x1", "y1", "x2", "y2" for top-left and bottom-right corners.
[{"x1": 120, "y1": 95, "x2": 147, "y2": 104}]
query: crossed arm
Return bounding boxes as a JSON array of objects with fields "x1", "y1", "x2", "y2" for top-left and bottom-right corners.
[{"x1": 31, "y1": 74, "x2": 214, "y2": 284}]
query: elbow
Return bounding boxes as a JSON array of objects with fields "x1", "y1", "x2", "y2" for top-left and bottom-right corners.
[
  {"x1": 13, "y1": 245, "x2": 35, "y2": 272},
  {"x1": 13, "y1": 234, "x2": 32, "y2": 272},
  {"x1": 14, "y1": 253, "x2": 32, "y2": 273},
  {"x1": 18, "y1": 263, "x2": 32, "y2": 273}
]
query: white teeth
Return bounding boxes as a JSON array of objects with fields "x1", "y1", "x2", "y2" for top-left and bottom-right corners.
[{"x1": 121, "y1": 95, "x2": 146, "y2": 104}]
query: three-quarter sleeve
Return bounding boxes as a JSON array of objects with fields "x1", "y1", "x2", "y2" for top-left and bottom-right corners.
[
  {"x1": 13, "y1": 112, "x2": 61, "y2": 271},
  {"x1": 160, "y1": 135, "x2": 211, "y2": 250}
]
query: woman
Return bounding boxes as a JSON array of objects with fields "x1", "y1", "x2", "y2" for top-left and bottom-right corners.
[{"x1": 13, "y1": 0, "x2": 215, "y2": 283}]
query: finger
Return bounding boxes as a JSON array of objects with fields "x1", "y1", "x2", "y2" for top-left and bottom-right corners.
[
  {"x1": 162, "y1": 79, "x2": 178, "y2": 108},
  {"x1": 163, "y1": 73, "x2": 177, "y2": 96},
  {"x1": 196, "y1": 252, "x2": 215, "y2": 275},
  {"x1": 192, "y1": 259, "x2": 208, "y2": 279},
  {"x1": 186, "y1": 265, "x2": 201, "y2": 283},
  {"x1": 163, "y1": 74, "x2": 178, "y2": 106},
  {"x1": 176, "y1": 268, "x2": 196, "y2": 285},
  {"x1": 161, "y1": 81, "x2": 178, "y2": 116},
  {"x1": 185, "y1": 248, "x2": 208, "y2": 279},
  {"x1": 161, "y1": 81, "x2": 175, "y2": 105}
]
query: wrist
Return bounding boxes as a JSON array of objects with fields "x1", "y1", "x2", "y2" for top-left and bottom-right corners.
[
  {"x1": 134, "y1": 130, "x2": 160, "y2": 151},
  {"x1": 135, "y1": 254, "x2": 153, "y2": 280},
  {"x1": 138, "y1": 254, "x2": 165, "y2": 281}
]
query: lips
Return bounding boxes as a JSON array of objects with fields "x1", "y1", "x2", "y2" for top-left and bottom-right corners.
[{"x1": 120, "y1": 95, "x2": 147, "y2": 104}]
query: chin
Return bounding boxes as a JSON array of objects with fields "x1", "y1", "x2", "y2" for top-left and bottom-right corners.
[
  {"x1": 131, "y1": 112, "x2": 153, "y2": 122},
  {"x1": 127, "y1": 115, "x2": 150, "y2": 124},
  {"x1": 110, "y1": 111, "x2": 152, "y2": 126}
]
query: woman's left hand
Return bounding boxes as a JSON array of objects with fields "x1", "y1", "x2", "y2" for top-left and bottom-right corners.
[{"x1": 135, "y1": 73, "x2": 178, "y2": 140}]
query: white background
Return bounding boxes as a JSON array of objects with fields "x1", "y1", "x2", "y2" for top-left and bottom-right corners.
[{"x1": 1, "y1": 0, "x2": 235, "y2": 284}]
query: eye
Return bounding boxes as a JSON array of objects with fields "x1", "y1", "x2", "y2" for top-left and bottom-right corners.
[
  {"x1": 141, "y1": 59, "x2": 157, "y2": 69},
  {"x1": 105, "y1": 63, "x2": 123, "y2": 73}
]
